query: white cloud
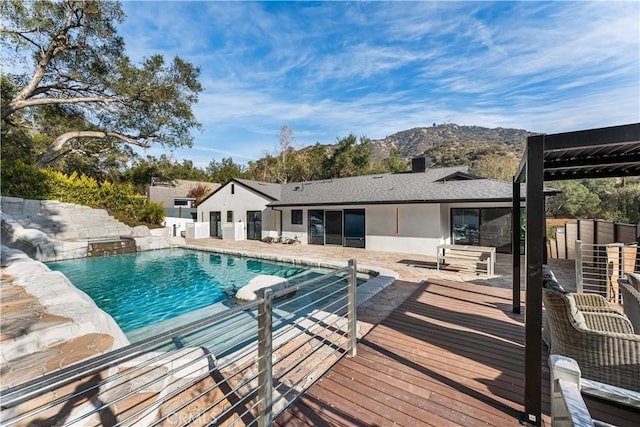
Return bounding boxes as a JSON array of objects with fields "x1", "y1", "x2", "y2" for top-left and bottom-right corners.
[{"x1": 114, "y1": 0, "x2": 639, "y2": 166}]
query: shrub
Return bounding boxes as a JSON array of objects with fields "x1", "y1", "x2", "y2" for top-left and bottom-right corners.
[
  {"x1": 4, "y1": 169, "x2": 163, "y2": 226},
  {"x1": 0, "y1": 160, "x2": 52, "y2": 199},
  {"x1": 138, "y1": 202, "x2": 166, "y2": 225}
]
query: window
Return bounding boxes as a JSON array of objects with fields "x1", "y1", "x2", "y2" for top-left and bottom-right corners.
[
  {"x1": 308, "y1": 210, "x2": 324, "y2": 245},
  {"x1": 452, "y1": 209, "x2": 480, "y2": 245},
  {"x1": 227, "y1": 211, "x2": 234, "y2": 222},
  {"x1": 451, "y1": 207, "x2": 513, "y2": 253},
  {"x1": 174, "y1": 199, "x2": 189, "y2": 206},
  {"x1": 291, "y1": 209, "x2": 303, "y2": 225},
  {"x1": 231, "y1": 183, "x2": 235, "y2": 194}
]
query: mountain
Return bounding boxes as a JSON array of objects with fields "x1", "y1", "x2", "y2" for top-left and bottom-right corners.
[{"x1": 366, "y1": 123, "x2": 534, "y2": 162}]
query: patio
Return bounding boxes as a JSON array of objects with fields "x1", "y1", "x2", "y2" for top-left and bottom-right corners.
[
  {"x1": 185, "y1": 237, "x2": 638, "y2": 425},
  {"x1": 278, "y1": 278, "x2": 639, "y2": 426},
  {"x1": 1, "y1": 232, "x2": 635, "y2": 425}
]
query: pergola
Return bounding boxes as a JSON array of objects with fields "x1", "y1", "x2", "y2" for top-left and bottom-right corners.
[{"x1": 512, "y1": 123, "x2": 640, "y2": 426}]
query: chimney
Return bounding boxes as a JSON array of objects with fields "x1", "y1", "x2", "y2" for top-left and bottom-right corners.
[{"x1": 411, "y1": 156, "x2": 430, "y2": 173}]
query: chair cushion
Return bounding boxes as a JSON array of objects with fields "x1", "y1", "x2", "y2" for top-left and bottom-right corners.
[
  {"x1": 566, "y1": 294, "x2": 587, "y2": 329},
  {"x1": 542, "y1": 266, "x2": 557, "y2": 282},
  {"x1": 543, "y1": 278, "x2": 567, "y2": 294}
]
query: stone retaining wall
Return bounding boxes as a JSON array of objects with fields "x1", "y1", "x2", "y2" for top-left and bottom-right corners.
[{"x1": 1, "y1": 197, "x2": 175, "y2": 261}]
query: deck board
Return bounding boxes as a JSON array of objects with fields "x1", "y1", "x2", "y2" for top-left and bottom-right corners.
[{"x1": 277, "y1": 278, "x2": 640, "y2": 426}]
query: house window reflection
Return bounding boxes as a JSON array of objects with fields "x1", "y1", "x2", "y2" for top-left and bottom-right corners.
[{"x1": 451, "y1": 208, "x2": 513, "y2": 253}]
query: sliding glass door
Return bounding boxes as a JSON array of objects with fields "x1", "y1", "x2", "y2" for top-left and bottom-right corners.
[
  {"x1": 344, "y1": 209, "x2": 365, "y2": 248},
  {"x1": 308, "y1": 210, "x2": 325, "y2": 245},
  {"x1": 451, "y1": 207, "x2": 512, "y2": 253},
  {"x1": 307, "y1": 209, "x2": 366, "y2": 248},
  {"x1": 246, "y1": 211, "x2": 262, "y2": 240},
  {"x1": 325, "y1": 210, "x2": 343, "y2": 245}
]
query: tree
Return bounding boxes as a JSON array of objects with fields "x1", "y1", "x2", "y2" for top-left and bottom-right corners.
[
  {"x1": 1, "y1": 0, "x2": 202, "y2": 168},
  {"x1": 247, "y1": 155, "x2": 277, "y2": 182},
  {"x1": 206, "y1": 157, "x2": 249, "y2": 183},
  {"x1": 470, "y1": 154, "x2": 519, "y2": 181},
  {"x1": 275, "y1": 124, "x2": 296, "y2": 183},
  {"x1": 323, "y1": 134, "x2": 372, "y2": 178},
  {"x1": 187, "y1": 183, "x2": 211, "y2": 205},
  {"x1": 120, "y1": 155, "x2": 209, "y2": 193},
  {"x1": 608, "y1": 184, "x2": 640, "y2": 224},
  {"x1": 584, "y1": 178, "x2": 640, "y2": 223},
  {"x1": 303, "y1": 143, "x2": 330, "y2": 180},
  {"x1": 546, "y1": 180, "x2": 602, "y2": 218},
  {"x1": 382, "y1": 147, "x2": 409, "y2": 173}
]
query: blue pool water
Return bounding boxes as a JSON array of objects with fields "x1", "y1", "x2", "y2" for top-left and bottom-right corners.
[{"x1": 47, "y1": 248, "x2": 329, "y2": 332}]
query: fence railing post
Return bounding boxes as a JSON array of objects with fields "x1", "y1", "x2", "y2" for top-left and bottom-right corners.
[
  {"x1": 257, "y1": 288, "x2": 273, "y2": 427},
  {"x1": 550, "y1": 355, "x2": 593, "y2": 427},
  {"x1": 348, "y1": 259, "x2": 357, "y2": 357},
  {"x1": 575, "y1": 240, "x2": 583, "y2": 293}
]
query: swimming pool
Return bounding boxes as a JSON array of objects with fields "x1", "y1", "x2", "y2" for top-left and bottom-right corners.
[{"x1": 47, "y1": 248, "x2": 335, "y2": 333}]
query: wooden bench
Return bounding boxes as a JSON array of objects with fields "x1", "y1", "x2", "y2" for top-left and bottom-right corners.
[{"x1": 436, "y1": 244, "x2": 496, "y2": 276}]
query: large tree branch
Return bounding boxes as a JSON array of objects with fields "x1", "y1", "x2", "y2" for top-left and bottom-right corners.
[
  {"x1": 5, "y1": 2, "x2": 80, "y2": 116},
  {"x1": 37, "y1": 130, "x2": 153, "y2": 168},
  {"x1": 2, "y1": 96, "x2": 122, "y2": 119},
  {"x1": 1, "y1": 28, "x2": 43, "y2": 50}
]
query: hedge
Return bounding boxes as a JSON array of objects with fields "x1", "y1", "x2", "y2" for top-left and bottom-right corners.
[{"x1": 0, "y1": 164, "x2": 165, "y2": 225}]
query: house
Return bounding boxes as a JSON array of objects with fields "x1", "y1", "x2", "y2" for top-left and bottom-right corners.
[
  {"x1": 196, "y1": 179, "x2": 281, "y2": 241},
  {"x1": 148, "y1": 178, "x2": 220, "y2": 209},
  {"x1": 148, "y1": 178, "x2": 220, "y2": 236},
  {"x1": 197, "y1": 158, "x2": 540, "y2": 255}
]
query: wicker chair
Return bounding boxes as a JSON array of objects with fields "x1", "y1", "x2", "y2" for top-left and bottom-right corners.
[
  {"x1": 620, "y1": 276, "x2": 640, "y2": 333},
  {"x1": 541, "y1": 278, "x2": 628, "y2": 346},
  {"x1": 572, "y1": 292, "x2": 628, "y2": 316},
  {"x1": 542, "y1": 288, "x2": 640, "y2": 392},
  {"x1": 542, "y1": 275, "x2": 622, "y2": 314}
]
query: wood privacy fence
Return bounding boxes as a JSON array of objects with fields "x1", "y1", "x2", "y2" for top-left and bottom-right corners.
[{"x1": 548, "y1": 219, "x2": 638, "y2": 260}]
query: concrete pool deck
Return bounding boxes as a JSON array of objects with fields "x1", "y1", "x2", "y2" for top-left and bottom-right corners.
[
  {"x1": 183, "y1": 237, "x2": 578, "y2": 325},
  {"x1": 1, "y1": 238, "x2": 577, "y2": 393}
]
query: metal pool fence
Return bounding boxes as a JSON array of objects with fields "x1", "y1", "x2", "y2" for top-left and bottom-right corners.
[
  {"x1": 575, "y1": 241, "x2": 639, "y2": 302},
  {"x1": 0, "y1": 260, "x2": 359, "y2": 427}
]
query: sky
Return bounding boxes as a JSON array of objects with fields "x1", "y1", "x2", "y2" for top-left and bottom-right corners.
[{"x1": 117, "y1": 1, "x2": 640, "y2": 167}]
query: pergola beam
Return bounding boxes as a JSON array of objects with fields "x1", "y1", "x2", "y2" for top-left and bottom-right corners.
[
  {"x1": 515, "y1": 123, "x2": 640, "y2": 427},
  {"x1": 542, "y1": 123, "x2": 640, "y2": 151},
  {"x1": 544, "y1": 156, "x2": 640, "y2": 171}
]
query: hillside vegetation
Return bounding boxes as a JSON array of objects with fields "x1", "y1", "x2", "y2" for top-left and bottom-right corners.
[
  {"x1": 2, "y1": 120, "x2": 638, "y2": 224},
  {"x1": 368, "y1": 123, "x2": 530, "y2": 162}
]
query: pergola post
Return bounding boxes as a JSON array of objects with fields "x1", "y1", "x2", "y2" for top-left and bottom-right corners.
[
  {"x1": 513, "y1": 123, "x2": 638, "y2": 426},
  {"x1": 512, "y1": 178, "x2": 521, "y2": 314},
  {"x1": 524, "y1": 135, "x2": 545, "y2": 426}
]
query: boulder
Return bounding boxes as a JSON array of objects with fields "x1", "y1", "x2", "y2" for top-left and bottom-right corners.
[
  {"x1": 235, "y1": 275, "x2": 292, "y2": 302},
  {"x1": 1, "y1": 213, "x2": 60, "y2": 261},
  {"x1": 131, "y1": 225, "x2": 152, "y2": 237}
]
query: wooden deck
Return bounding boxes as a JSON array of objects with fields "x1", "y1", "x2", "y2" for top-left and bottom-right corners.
[{"x1": 276, "y1": 279, "x2": 640, "y2": 426}]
